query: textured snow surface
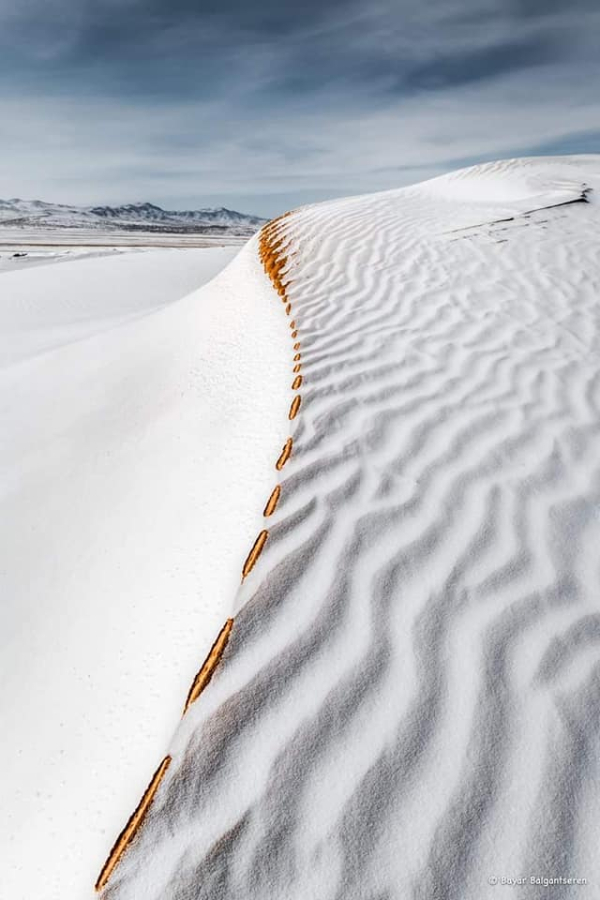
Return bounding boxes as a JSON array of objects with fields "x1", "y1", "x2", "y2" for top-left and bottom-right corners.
[
  {"x1": 0, "y1": 247, "x2": 291, "y2": 900},
  {"x1": 101, "y1": 157, "x2": 600, "y2": 900}
]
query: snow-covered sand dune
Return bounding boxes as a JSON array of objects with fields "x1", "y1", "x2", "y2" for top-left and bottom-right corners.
[
  {"x1": 0, "y1": 248, "x2": 291, "y2": 899},
  {"x1": 99, "y1": 156, "x2": 600, "y2": 899}
]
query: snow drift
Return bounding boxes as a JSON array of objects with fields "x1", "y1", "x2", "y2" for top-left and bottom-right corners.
[
  {"x1": 0, "y1": 247, "x2": 292, "y2": 900},
  {"x1": 98, "y1": 156, "x2": 600, "y2": 900},
  {"x1": 5, "y1": 154, "x2": 600, "y2": 900}
]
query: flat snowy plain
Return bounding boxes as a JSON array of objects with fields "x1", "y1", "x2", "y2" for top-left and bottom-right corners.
[
  {"x1": 0, "y1": 246, "x2": 291, "y2": 899},
  {"x1": 95, "y1": 157, "x2": 600, "y2": 900},
  {"x1": 0, "y1": 246, "x2": 132, "y2": 274}
]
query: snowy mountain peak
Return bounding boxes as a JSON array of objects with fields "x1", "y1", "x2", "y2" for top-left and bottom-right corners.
[{"x1": 0, "y1": 197, "x2": 267, "y2": 235}]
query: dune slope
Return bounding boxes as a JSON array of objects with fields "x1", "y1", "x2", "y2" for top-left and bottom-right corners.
[
  {"x1": 101, "y1": 157, "x2": 600, "y2": 900},
  {"x1": 0, "y1": 247, "x2": 292, "y2": 900}
]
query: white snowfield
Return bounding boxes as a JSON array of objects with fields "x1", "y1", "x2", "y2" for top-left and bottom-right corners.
[
  {"x1": 0, "y1": 247, "x2": 292, "y2": 900},
  {"x1": 0, "y1": 247, "x2": 133, "y2": 274},
  {"x1": 98, "y1": 157, "x2": 600, "y2": 900}
]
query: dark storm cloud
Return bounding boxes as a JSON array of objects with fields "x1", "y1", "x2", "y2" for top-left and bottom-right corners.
[
  {"x1": 401, "y1": 34, "x2": 557, "y2": 90},
  {"x1": 0, "y1": 0, "x2": 593, "y2": 98},
  {"x1": 0, "y1": 0, "x2": 598, "y2": 212}
]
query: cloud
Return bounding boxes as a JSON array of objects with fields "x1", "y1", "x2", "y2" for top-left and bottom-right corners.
[{"x1": 0, "y1": 0, "x2": 598, "y2": 214}]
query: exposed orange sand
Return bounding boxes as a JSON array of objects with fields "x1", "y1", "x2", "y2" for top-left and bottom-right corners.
[
  {"x1": 242, "y1": 530, "x2": 269, "y2": 579},
  {"x1": 289, "y1": 396, "x2": 302, "y2": 420},
  {"x1": 276, "y1": 437, "x2": 293, "y2": 470},
  {"x1": 93, "y1": 213, "x2": 303, "y2": 895},
  {"x1": 257, "y1": 212, "x2": 292, "y2": 299},
  {"x1": 263, "y1": 485, "x2": 282, "y2": 517},
  {"x1": 258, "y1": 216, "x2": 302, "y2": 476},
  {"x1": 182, "y1": 617, "x2": 235, "y2": 714},
  {"x1": 95, "y1": 755, "x2": 172, "y2": 892}
]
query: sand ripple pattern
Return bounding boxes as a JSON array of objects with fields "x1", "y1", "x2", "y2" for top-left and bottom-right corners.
[{"x1": 104, "y1": 157, "x2": 600, "y2": 900}]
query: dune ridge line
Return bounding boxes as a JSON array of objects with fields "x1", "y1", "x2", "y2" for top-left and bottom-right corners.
[
  {"x1": 94, "y1": 755, "x2": 172, "y2": 892},
  {"x1": 182, "y1": 617, "x2": 235, "y2": 714},
  {"x1": 95, "y1": 210, "x2": 301, "y2": 892},
  {"x1": 91, "y1": 157, "x2": 600, "y2": 900}
]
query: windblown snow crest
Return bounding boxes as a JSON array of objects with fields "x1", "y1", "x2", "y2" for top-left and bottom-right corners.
[{"x1": 99, "y1": 156, "x2": 600, "y2": 900}]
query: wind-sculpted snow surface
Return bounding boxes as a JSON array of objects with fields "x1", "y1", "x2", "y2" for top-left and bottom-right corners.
[{"x1": 101, "y1": 157, "x2": 600, "y2": 900}]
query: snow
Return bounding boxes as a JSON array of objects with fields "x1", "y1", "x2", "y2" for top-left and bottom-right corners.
[
  {"x1": 5, "y1": 155, "x2": 600, "y2": 900},
  {"x1": 91, "y1": 156, "x2": 600, "y2": 900},
  {"x1": 0, "y1": 197, "x2": 265, "y2": 233},
  {"x1": 0, "y1": 246, "x2": 291, "y2": 900},
  {"x1": 0, "y1": 246, "x2": 133, "y2": 275}
]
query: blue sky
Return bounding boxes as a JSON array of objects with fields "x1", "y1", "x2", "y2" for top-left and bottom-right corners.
[{"x1": 0, "y1": 0, "x2": 598, "y2": 215}]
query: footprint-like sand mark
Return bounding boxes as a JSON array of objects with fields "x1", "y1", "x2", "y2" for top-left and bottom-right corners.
[{"x1": 97, "y1": 158, "x2": 600, "y2": 900}]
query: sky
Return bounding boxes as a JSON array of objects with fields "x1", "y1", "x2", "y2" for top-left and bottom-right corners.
[{"x1": 0, "y1": 0, "x2": 598, "y2": 216}]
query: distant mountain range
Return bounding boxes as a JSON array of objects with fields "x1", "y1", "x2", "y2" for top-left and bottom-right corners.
[{"x1": 0, "y1": 198, "x2": 267, "y2": 235}]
